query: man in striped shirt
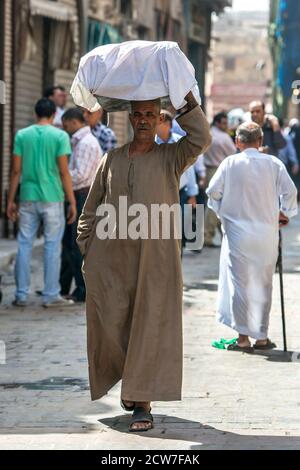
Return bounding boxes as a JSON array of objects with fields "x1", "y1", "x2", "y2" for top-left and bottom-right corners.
[
  {"x1": 60, "y1": 107, "x2": 103, "y2": 302},
  {"x1": 83, "y1": 109, "x2": 117, "y2": 154}
]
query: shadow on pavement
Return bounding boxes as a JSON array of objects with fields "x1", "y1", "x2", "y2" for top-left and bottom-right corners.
[
  {"x1": 99, "y1": 414, "x2": 300, "y2": 450},
  {"x1": 254, "y1": 349, "x2": 297, "y2": 363}
]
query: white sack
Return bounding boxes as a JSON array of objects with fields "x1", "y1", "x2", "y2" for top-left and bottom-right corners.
[{"x1": 70, "y1": 40, "x2": 201, "y2": 112}]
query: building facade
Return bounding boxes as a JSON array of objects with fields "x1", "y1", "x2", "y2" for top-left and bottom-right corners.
[
  {"x1": 0, "y1": 0, "x2": 81, "y2": 236},
  {"x1": 207, "y1": 9, "x2": 272, "y2": 120}
]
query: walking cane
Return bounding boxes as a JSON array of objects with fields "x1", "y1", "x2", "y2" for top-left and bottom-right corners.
[{"x1": 277, "y1": 230, "x2": 287, "y2": 352}]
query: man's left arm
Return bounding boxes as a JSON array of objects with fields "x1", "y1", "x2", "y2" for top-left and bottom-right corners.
[
  {"x1": 273, "y1": 130, "x2": 287, "y2": 151},
  {"x1": 268, "y1": 115, "x2": 287, "y2": 150},
  {"x1": 7, "y1": 155, "x2": 22, "y2": 221},
  {"x1": 277, "y1": 163, "x2": 298, "y2": 220},
  {"x1": 205, "y1": 161, "x2": 226, "y2": 216},
  {"x1": 172, "y1": 92, "x2": 211, "y2": 177}
]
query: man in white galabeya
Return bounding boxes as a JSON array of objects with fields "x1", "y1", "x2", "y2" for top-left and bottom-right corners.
[{"x1": 207, "y1": 122, "x2": 297, "y2": 352}]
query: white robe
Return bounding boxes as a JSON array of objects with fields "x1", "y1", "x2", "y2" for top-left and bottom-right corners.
[{"x1": 206, "y1": 148, "x2": 298, "y2": 339}]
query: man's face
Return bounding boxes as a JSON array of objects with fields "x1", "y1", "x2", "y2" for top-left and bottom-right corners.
[
  {"x1": 250, "y1": 104, "x2": 265, "y2": 125},
  {"x1": 52, "y1": 88, "x2": 66, "y2": 108},
  {"x1": 61, "y1": 90, "x2": 68, "y2": 108},
  {"x1": 62, "y1": 118, "x2": 81, "y2": 136},
  {"x1": 83, "y1": 109, "x2": 103, "y2": 129},
  {"x1": 216, "y1": 118, "x2": 228, "y2": 132},
  {"x1": 129, "y1": 101, "x2": 162, "y2": 142}
]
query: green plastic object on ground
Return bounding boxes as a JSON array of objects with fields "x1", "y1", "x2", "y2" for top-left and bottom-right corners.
[{"x1": 211, "y1": 337, "x2": 238, "y2": 349}]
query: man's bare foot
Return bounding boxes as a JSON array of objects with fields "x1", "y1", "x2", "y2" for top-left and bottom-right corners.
[
  {"x1": 129, "y1": 402, "x2": 153, "y2": 432},
  {"x1": 237, "y1": 334, "x2": 251, "y2": 348},
  {"x1": 255, "y1": 339, "x2": 268, "y2": 346}
]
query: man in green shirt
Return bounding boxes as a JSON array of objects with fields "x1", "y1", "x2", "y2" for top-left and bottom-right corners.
[{"x1": 7, "y1": 98, "x2": 77, "y2": 307}]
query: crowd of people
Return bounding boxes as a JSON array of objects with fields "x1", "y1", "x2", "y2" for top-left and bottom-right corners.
[
  {"x1": 6, "y1": 89, "x2": 300, "y2": 305},
  {"x1": 7, "y1": 85, "x2": 117, "y2": 307}
]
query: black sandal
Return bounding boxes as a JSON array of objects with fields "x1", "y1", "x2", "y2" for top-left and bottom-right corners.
[
  {"x1": 129, "y1": 407, "x2": 154, "y2": 432},
  {"x1": 227, "y1": 343, "x2": 254, "y2": 353},
  {"x1": 253, "y1": 339, "x2": 277, "y2": 350},
  {"x1": 120, "y1": 399, "x2": 135, "y2": 412}
]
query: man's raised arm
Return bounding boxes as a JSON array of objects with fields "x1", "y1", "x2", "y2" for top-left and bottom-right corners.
[{"x1": 173, "y1": 91, "x2": 211, "y2": 177}]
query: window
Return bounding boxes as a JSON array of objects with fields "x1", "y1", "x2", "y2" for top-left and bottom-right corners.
[{"x1": 120, "y1": 0, "x2": 132, "y2": 18}]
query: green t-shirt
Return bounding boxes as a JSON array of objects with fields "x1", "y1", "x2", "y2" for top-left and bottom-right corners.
[{"x1": 13, "y1": 124, "x2": 71, "y2": 202}]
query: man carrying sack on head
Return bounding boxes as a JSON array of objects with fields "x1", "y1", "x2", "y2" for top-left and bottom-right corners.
[{"x1": 74, "y1": 40, "x2": 211, "y2": 432}]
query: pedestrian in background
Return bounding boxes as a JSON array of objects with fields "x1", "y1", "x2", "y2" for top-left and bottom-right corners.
[
  {"x1": 288, "y1": 118, "x2": 300, "y2": 201},
  {"x1": 44, "y1": 85, "x2": 67, "y2": 128},
  {"x1": 7, "y1": 98, "x2": 76, "y2": 308},
  {"x1": 278, "y1": 118, "x2": 299, "y2": 176},
  {"x1": 156, "y1": 110, "x2": 199, "y2": 251},
  {"x1": 194, "y1": 154, "x2": 206, "y2": 205},
  {"x1": 60, "y1": 108, "x2": 102, "y2": 303},
  {"x1": 83, "y1": 108, "x2": 117, "y2": 154},
  {"x1": 203, "y1": 112, "x2": 236, "y2": 247},
  {"x1": 249, "y1": 100, "x2": 286, "y2": 157},
  {"x1": 207, "y1": 122, "x2": 297, "y2": 352}
]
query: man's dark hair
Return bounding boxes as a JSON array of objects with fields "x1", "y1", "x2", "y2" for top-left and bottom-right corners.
[
  {"x1": 44, "y1": 85, "x2": 66, "y2": 98},
  {"x1": 35, "y1": 98, "x2": 56, "y2": 118},
  {"x1": 62, "y1": 107, "x2": 85, "y2": 123},
  {"x1": 213, "y1": 112, "x2": 228, "y2": 125},
  {"x1": 161, "y1": 110, "x2": 173, "y2": 124}
]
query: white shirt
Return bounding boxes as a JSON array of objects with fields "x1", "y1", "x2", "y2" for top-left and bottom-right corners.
[
  {"x1": 194, "y1": 154, "x2": 206, "y2": 178},
  {"x1": 155, "y1": 132, "x2": 198, "y2": 196},
  {"x1": 203, "y1": 126, "x2": 236, "y2": 168},
  {"x1": 53, "y1": 107, "x2": 65, "y2": 128},
  {"x1": 206, "y1": 148, "x2": 298, "y2": 224}
]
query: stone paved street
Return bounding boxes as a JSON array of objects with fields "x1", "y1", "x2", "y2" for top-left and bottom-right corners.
[{"x1": 0, "y1": 214, "x2": 300, "y2": 450}]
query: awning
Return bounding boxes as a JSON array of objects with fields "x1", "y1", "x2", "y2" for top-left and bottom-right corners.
[
  {"x1": 30, "y1": 0, "x2": 75, "y2": 22},
  {"x1": 87, "y1": 20, "x2": 121, "y2": 51}
]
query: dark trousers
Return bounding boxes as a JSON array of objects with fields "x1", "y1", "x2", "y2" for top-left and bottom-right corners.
[{"x1": 60, "y1": 188, "x2": 89, "y2": 301}]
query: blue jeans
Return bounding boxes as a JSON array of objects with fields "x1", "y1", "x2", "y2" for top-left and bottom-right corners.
[{"x1": 15, "y1": 202, "x2": 65, "y2": 302}]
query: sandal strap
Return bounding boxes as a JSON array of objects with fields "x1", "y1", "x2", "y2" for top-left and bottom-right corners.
[{"x1": 130, "y1": 407, "x2": 153, "y2": 425}]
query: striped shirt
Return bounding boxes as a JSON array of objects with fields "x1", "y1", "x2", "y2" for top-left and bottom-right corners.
[
  {"x1": 69, "y1": 126, "x2": 103, "y2": 190},
  {"x1": 91, "y1": 122, "x2": 117, "y2": 154}
]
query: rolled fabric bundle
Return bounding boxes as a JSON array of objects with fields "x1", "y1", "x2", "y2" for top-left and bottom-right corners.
[{"x1": 70, "y1": 40, "x2": 201, "y2": 112}]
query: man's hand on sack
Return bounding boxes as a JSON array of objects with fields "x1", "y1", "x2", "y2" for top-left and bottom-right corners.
[
  {"x1": 178, "y1": 91, "x2": 198, "y2": 115},
  {"x1": 279, "y1": 211, "x2": 289, "y2": 228}
]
